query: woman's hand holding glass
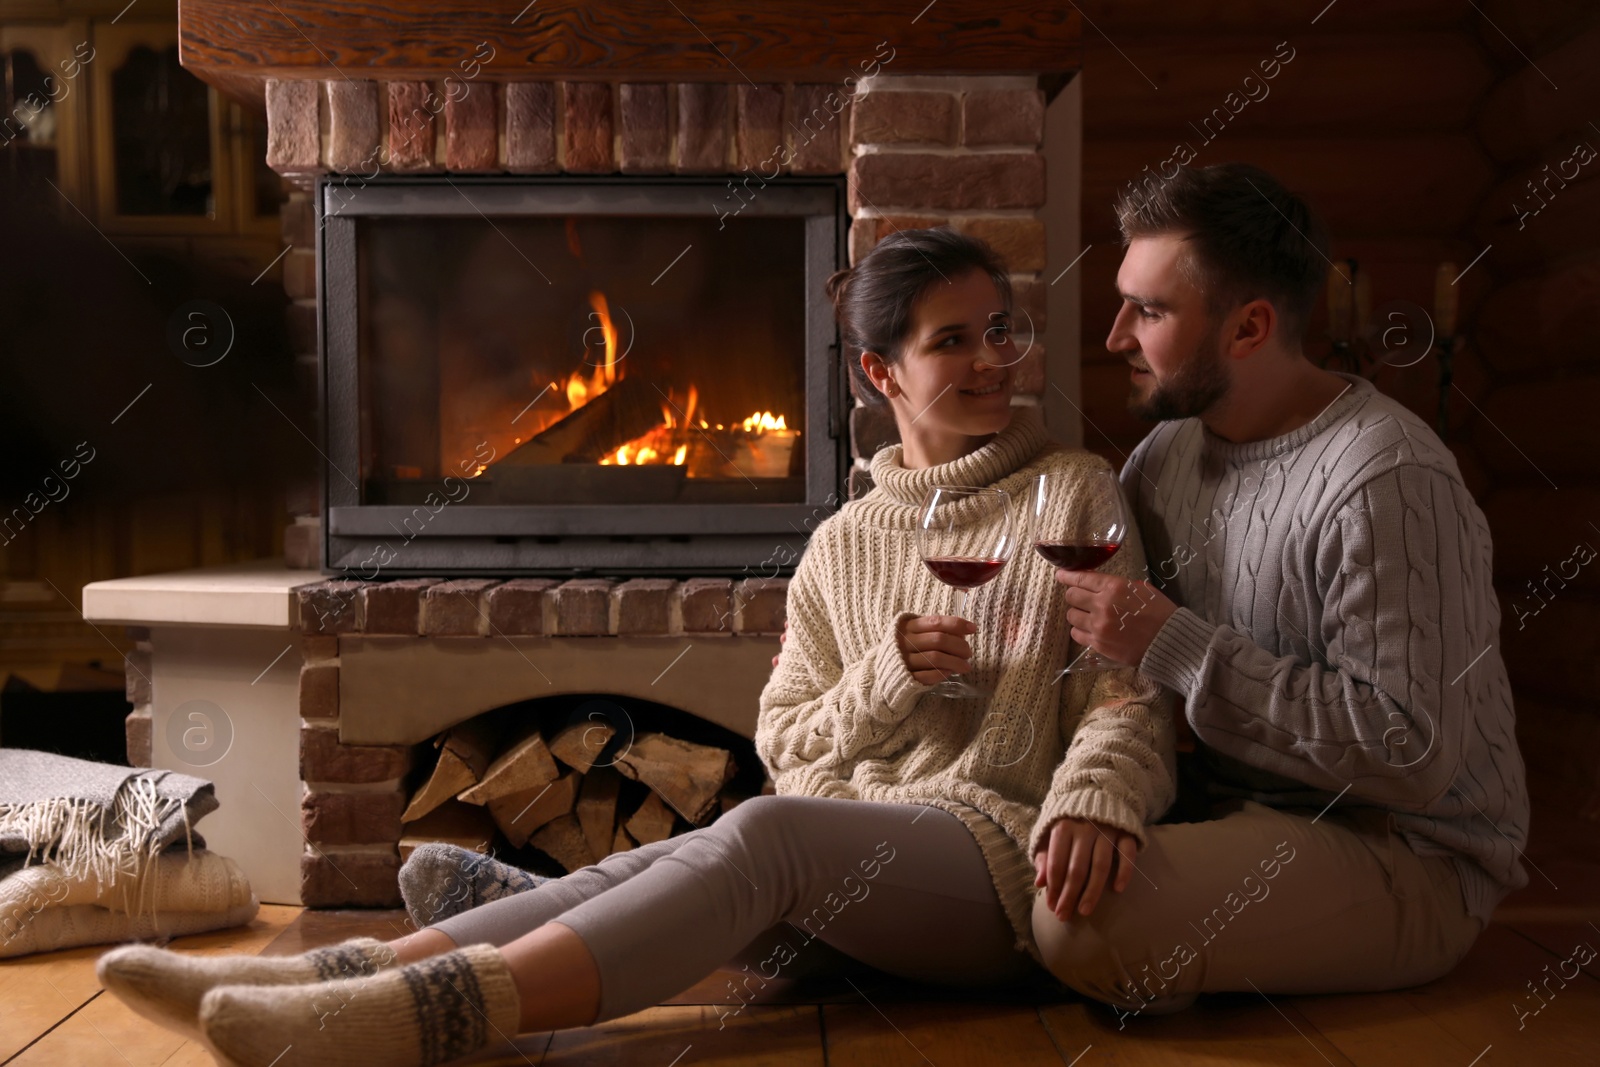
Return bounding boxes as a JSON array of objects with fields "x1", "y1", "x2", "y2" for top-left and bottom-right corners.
[{"x1": 896, "y1": 614, "x2": 980, "y2": 685}]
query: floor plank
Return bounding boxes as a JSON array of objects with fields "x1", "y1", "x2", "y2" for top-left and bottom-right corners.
[
  {"x1": 0, "y1": 944, "x2": 116, "y2": 1063},
  {"x1": 1505, "y1": 922, "x2": 1600, "y2": 983},
  {"x1": 539, "y1": 1005, "x2": 821, "y2": 1067},
  {"x1": 7, "y1": 977, "x2": 189, "y2": 1067},
  {"x1": 1292, "y1": 986, "x2": 1482, "y2": 1066},
  {"x1": 3, "y1": 904, "x2": 299, "y2": 1067},
  {"x1": 826, "y1": 1002, "x2": 1069, "y2": 1066},
  {"x1": 1392, "y1": 923, "x2": 1600, "y2": 1066},
  {"x1": 1492, "y1": 781, "x2": 1600, "y2": 926},
  {"x1": 13, "y1": 901, "x2": 1589, "y2": 1067},
  {"x1": 256, "y1": 907, "x2": 413, "y2": 956},
  {"x1": 1039, "y1": 995, "x2": 1355, "y2": 1066}
]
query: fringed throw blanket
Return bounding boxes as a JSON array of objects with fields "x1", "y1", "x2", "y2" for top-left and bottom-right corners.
[{"x1": 0, "y1": 749, "x2": 258, "y2": 957}]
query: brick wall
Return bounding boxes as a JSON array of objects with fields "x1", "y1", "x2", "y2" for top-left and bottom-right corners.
[
  {"x1": 842, "y1": 76, "x2": 1049, "y2": 495},
  {"x1": 285, "y1": 574, "x2": 785, "y2": 906},
  {"x1": 297, "y1": 625, "x2": 413, "y2": 907}
]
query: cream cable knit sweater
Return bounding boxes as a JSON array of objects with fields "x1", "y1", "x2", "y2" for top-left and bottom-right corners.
[{"x1": 757, "y1": 406, "x2": 1177, "y2": 960}]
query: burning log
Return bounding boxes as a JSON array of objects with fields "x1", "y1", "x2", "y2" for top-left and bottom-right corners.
[{"x1": 496, "y1": 376, "x2": 665, "y2": 466}]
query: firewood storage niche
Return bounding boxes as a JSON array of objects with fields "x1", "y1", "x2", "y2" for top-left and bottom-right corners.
[
  {"x1": 320, "y1": 176, "x2": 849, "y2": 576},
  {"x1": 397, "y1": 694, "x2": 770, "y2": 875}
]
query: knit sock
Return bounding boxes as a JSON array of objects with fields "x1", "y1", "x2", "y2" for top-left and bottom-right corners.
[
  {"x1": 398, "y1": 843, "x2": 549, "y2": 928},
  {"x1": 199, "y1": 943, "x2": 521, "y2": 1067},
  {"x1": 96, "y1": 936, "x2": 396, "y2": 1041}
]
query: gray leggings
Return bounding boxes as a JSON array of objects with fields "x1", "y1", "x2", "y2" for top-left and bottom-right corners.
[{"x1": 430, "y1": 794, "x2": 1044, "y2": 1022}]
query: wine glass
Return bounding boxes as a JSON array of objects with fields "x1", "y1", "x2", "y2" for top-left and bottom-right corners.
[
  {"x1": 916, "y1": 485, "x2": 1017, "y2": 698},
  {"x1": 1027, "y1": 468, "x2": 1130, "y2": 675}
]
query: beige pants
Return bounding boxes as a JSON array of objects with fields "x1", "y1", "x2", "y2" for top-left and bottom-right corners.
[{"x1": 1031, "y1": 799, "x2": 1484, "y2": 1021}]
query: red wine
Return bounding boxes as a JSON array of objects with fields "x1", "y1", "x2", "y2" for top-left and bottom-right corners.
[
  {"x1": 923, "y1": 556, "x2": 1007, "y2": 589},
  {"x1": 1034, "y1": 539, "x2": 1121, "y2": 571}
]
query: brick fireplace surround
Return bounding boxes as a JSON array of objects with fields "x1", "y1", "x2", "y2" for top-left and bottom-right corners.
[
  {"x1": 93, "y1": 4, "x2": 1078, "y2": 909},
  {"x1": 267, "y1": 77, "x2": 1051, "y2": 907}
]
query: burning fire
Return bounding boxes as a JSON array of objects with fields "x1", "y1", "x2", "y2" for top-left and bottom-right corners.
[
  {"x1": 599, "y1": 382, "x2": 701, "y2": 467},
  {"x1": 476, "y1": 288, "x2": 797, "y2": 478},
  {"x1": 563, "y1": 290, "x2": 620, "y2": 411}
]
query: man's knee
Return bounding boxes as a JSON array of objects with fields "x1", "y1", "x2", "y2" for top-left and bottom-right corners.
[
  {"x1": 1031, "y1": 892, "x2": 1121, "y2": 1001},
  {"x1": 1030, "y1": 892, "x2": 1194, "y2": 1019}
]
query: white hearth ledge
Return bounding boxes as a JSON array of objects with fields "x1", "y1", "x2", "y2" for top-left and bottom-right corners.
[{"x1": 82, "y1": 561, "x2": 323, "y2": 628}]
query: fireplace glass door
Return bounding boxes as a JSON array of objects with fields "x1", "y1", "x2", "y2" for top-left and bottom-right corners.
[{"x1": 320, "y1": 177, "x2": 847, "y2": 575}]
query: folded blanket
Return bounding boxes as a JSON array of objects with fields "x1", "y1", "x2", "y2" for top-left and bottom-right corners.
[
  {"x1": 0, "y1": 848, "x2": 259, "y2": 958},
  {"x1": 0, "y1": 748, "x2": 218, "y2": 897},
  {"x1": 0, "y1": 749, "x2": 256, "y2": 957}
]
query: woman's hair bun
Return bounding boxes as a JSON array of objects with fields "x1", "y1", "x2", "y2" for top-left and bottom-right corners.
[{"x1": 823, "y1": 267, "x2": 852, "y2": 312}]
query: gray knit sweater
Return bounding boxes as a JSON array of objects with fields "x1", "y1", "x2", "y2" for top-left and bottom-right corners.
[{"x1": 1124, "y1": 372, "x2": 1530, "y2": 923}]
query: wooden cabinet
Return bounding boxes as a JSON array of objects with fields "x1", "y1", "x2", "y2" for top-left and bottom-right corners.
[
  {"x1": 2, "y1": 3, "x2": 284, "y2": 256},
  {"x1": 90, "y1": 19, "x2": 227, "y2": 232},
  {"x1": 1, "y1": 3, "x2": 290, "y2": 679},
  {"x1": 1, "y1": 19, "x2": 91, "y2": 208}
]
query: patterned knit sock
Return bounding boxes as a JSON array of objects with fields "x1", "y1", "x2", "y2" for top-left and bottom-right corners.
[
  {"x1": 97, "y1": 937, "x2": 396, "y2": 1041},
  {"x1": 398, "y1": 844, "x2": 549, "y2": 928},
  {"x1": 199, "y1": 943, "x2": 521, "y2": 1067}
]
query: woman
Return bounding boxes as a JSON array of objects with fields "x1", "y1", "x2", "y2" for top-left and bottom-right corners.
[{"x1": 95, "y1": 228, "x2": 1175, "y2": 1067}]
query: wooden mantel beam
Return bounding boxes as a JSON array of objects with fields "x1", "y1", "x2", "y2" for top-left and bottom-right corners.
[{"x1": 178, "y1": 1, "x2": 1081, "y2": 107}]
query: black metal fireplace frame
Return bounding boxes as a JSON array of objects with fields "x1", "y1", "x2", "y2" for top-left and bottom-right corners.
[{"x1": 316, "y1": 174, "x2": 849, "y2": 577}]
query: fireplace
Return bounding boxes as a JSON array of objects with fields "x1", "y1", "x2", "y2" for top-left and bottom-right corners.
[
  {"x1": 139, "y1": 0, "x2": 1079, "y2": 908},
  {"x1": 322, "y1": 175, "x2": 849, "y2": 575}
]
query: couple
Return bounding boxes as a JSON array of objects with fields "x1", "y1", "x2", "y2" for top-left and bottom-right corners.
[{"x1": 95, "y1": 163, "x2": 1528, "y2": 1065}]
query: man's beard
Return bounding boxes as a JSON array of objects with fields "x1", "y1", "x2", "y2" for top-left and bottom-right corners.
[{"x1": 1127, "y1": 331, "x2": 1231, "y2": 422}]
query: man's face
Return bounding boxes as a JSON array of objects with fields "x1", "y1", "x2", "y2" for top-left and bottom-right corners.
[{"x1": 1106, "y1": 235, "x2": 1231, "y2": 422}]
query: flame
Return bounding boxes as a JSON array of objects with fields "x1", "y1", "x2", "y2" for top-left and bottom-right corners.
[
  {"x1": 600, "y1": 403, "x2": 794, "y2": 470},
  {"x1": 566, "y1": 375, "x2": 588, "y2": 408},
  {"x1": 495, "y1": 288, "x2": 793, "y2": 476},
  {"x1": 741, "y1": 411, "x2": 786, "y2": 432},
  {"x1": 588, "y1": 291, "x2": 618, "y2": 387}
]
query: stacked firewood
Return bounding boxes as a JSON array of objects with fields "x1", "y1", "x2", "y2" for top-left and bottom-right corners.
[{"x1": 397, "y1": 713, "x2": 768, "y2": 873}]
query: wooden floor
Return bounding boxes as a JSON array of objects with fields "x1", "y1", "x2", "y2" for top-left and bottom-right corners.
[{"x1": 6, "y1": 788, "x2": 1598, "y2": 1066}]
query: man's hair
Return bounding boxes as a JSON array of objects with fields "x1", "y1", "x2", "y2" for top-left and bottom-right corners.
[{"x1": 1113, "y1": 163, "x2": 1330, "y2": 346}]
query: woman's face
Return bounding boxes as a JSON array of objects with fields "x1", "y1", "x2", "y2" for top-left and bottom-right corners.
[{"x1": 868, "y1": 269, "x2": 1019, "y2": 443}]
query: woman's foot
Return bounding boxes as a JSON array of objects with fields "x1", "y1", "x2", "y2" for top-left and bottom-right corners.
[
  {"x1": 199, "y1": 943, "x2": 520, "y2": 1067},
  {"x1": 399, "y1": 844, "x2": 549, "y2": 928},
  {"x1": 96, "y1": 937, "x2": 396, "y2": 1041}
]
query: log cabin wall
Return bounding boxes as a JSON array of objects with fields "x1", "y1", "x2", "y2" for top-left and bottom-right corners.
[
  {"x1": 1467, "y1": 4, "x2": 1600, "y2": 812},
  {"x1": 1074, "y1": 1, "x2": 1600, "y2": 807}
]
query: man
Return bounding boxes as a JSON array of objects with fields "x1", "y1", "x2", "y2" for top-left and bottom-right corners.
[{"x1": 1038, "y1": 161, "x2": 1528, "y2": 1017}]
